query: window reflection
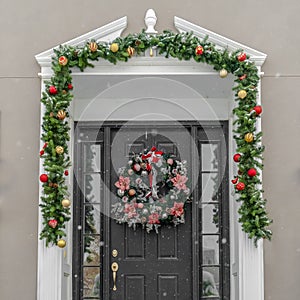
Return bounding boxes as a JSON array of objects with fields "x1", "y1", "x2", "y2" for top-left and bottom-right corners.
[
  {"x1": 201, "y1": 144, "x2": 218, "y2": 171},
  {"x1": 85, "y1": 174, "x2": 101, "y2": 203},
  {"x1": 84, "y1": 205, "x2": 101, "y2": 234},
  {"x1": 83, "y1": 267, "x2": 100, "y2": 297},
  {"x1": 202, "y1": 205, "x2": 219, "y2": 233},
  {"x1": 84, "y1": 236, "x2": 101, "y2": 266},
  {"x1": 202, "y1": 174, "x2": 218, "y2": 203},
  {"x1": 84, "y1": 144, "x2": 101, "y2": 172},
  {"x1": 203, "y1": 236, "x2": 219, "y2": 265},
  {"x1": 203, "y1": 267, "x2": 219, "y2": 297}
]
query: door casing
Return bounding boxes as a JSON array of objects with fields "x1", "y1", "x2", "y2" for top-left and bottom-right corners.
[{"x1": 73, "y1": 120, "x2": 230, "y2": 300}]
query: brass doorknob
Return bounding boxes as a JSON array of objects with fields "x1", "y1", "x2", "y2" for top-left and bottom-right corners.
[{"x1": 111, "y1": 262, "x2": 119, "y2": 291}]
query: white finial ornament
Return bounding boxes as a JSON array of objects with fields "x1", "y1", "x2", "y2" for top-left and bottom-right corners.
[{"x1": 145, "y1": 9, "x2": 158, "y2": 34}]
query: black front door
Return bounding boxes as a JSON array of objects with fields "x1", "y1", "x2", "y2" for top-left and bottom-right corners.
[
  {"x1": 73, "y1": 122, "x2": 230, "y2": 300},
  {"x1": 107, "y1": 126, "x2": 193, "y2": 300}
]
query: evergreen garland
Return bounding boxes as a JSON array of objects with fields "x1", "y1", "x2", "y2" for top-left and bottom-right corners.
[{"x1": 39, "y1": 30, "x2": 272, "y2": 247}]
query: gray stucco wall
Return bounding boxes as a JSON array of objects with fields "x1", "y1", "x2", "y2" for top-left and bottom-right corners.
[{"x1": 0, "y1": 1, "x2": 300, "y2": 299}]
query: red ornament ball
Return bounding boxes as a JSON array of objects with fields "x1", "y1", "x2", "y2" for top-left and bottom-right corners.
[
  {"x1": 231, "y1": 177, "x2": 238, "y2": 184},
  {"x1": 64, "y1": 170, "x2": 69, "y2": 176},
  {"x1": 133, "y1": 164, "x2": 141, "y2": 172},
  {"x1": 49, "y1": 86, "x2": 57, "y2": 95},
  {"x1": 39, "y1": 150, "x2": 44, "y2": 156},
  {"x1": 48, "y1": 219, "x2": 58, "y2": 229},
  {"x1": 40, "y1": 174, "x2": 48, "y2": 183},
  {"x1": 233, "y1": 153, "x2": 241, "y2": 162},
  {"x1": 237, "y1": 52, "x2": 247, "y2": 62},
  {"x1": 239, "y1": 74, "x2": 247, "y2": 80},
  {"x1": 236, "y1": 182, "x2": 245, "y2": 191},
  {"x1": 253, "y1": 105, "x2": 263, "y2": 115},
  {"x1": 67, "y1": 83, "x2": 73, "y2": 90},
  {"x1": 247, "y1": 168, "x2": 257, "y2": 177},
  {"x1": 195, "y1": 45, "x2": 204, "y2": 55}
]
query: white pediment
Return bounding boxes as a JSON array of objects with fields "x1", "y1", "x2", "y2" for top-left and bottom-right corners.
[
  {"x1": 36, "y1": 10, "x2": 266, "y2": 67},
  {"x1": 35, "y1": 16, "x2": 127, "y2": 66},
  {"x1": 174, "y1": 17, "x2": 266, "y2": 66}
]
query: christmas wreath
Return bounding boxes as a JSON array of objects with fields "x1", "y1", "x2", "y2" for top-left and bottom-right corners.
[{"x1": 111, "y1": 147, "x2": 190, "y2": 232}]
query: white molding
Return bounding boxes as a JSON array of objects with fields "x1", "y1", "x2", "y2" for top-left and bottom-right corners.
[
  {"x1": 174, "y1": 16, "x2": 267, "y2": 67},
  {"x1": 38, "y1": 57, "x2": 219, "y2": 79}
]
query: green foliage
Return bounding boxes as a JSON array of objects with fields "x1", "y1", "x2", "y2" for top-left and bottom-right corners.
[{"x1": 40, "y1": 30, "x2": 272, "y2": 246}]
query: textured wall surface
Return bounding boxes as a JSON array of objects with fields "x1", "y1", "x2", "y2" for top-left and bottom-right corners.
[{"x1": 0, "y1": 0, "x2": 300, "y2": 299}]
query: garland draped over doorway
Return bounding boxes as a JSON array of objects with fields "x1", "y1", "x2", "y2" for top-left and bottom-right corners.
[{"x1": 39, "y1": 30, "x2": 272, "y2": 247}]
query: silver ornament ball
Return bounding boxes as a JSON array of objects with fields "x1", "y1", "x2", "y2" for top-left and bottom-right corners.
[
  {"x1": 141, "y1": 170, "x2": 148, "y2": 177},
  {"x1": 162, "y1": 213, "x2": 168, "y2": 219},
  {"x1": 117, "y1": 189, "x2": 125, "y2": 197}
]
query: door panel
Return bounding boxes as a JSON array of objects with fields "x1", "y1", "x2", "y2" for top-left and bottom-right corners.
[{"x1": 109, "y1": 126, "x2": 192, "y2": 300}]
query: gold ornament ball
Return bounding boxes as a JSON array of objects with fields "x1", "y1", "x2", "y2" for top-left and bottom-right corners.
[
  {"x1": 58, "y1": 56, "x2": 68, "y2": 66},
  {"x1": 149, "y1": 47, "x2": 154, "y2": 57},
  {"x1": 127, "y1": 46, "x2": 135, "y2": 57},
  {"x1": 128, "y1": 189, "x2": 136, "y2": 196},
  {"x1": 61, "y1": 199, "x2": 71, "y2": 208},
  {"x1": 219, "y1": 69, "x2": 228, "y2": 78},
  {"x1": 57, "y1": 110, "x2": 66, "y2": 120},
  {"x1": 238, "y1": 90, "x2": 247, "y2": 99},
  {"x1": 110, "y1": 43, "x2": 119, "y2": 53},
  {"x1": 244, "y1": 133, "x2": 254, "y2": 143},
  {"x1": 57, "y1": 239, "x2": 66, "y2": 248},
  {"x1": 55, "y1": 146, "x2": 64, "y2": 155},
  {"x1": 140, "y1": 162, "x2": 147, "y2": 169},
  {"x1": 89, "y1": 42, "x2": 98, "y2": 52}
]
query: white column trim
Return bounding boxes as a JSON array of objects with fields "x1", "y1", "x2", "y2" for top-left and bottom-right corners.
[
  {"x1": 37, "y1": 74, "x2": 65, "y2": 300},
  {"x1": 237, "y1": 66, "x2": 264, "y2": 300}
]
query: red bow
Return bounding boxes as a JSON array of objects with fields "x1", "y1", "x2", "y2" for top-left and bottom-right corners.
[{"x1": 141, "y1": 148, "x2": 164, "y2": 160}]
